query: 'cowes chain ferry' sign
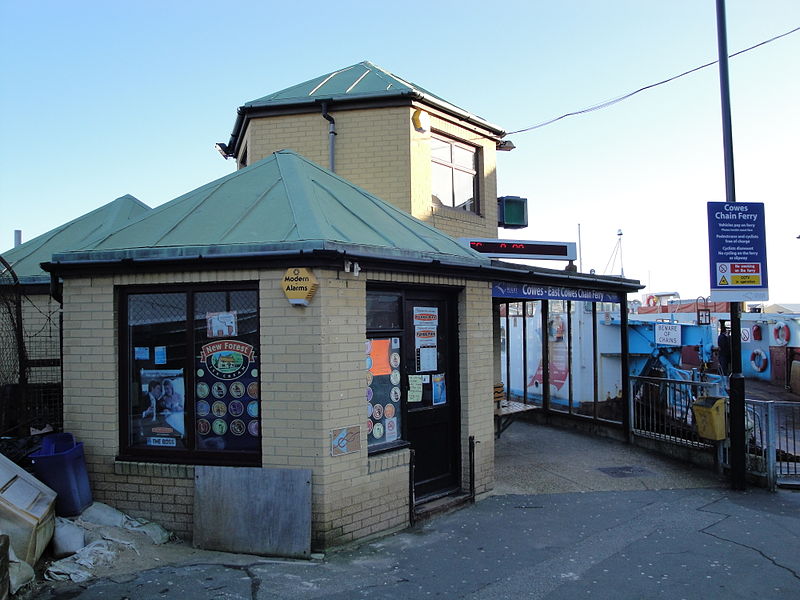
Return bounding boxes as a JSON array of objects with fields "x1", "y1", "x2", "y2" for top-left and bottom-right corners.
[{"x1": 492, "y1": 282, "x2": 621, "y2": 303}]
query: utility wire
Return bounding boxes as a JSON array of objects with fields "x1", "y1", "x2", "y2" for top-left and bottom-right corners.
[{"x1": 506, "y1": 26, "x2": 800, "y2": 135}]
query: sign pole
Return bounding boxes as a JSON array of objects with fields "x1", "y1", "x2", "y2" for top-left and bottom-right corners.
[{"x1": 715, "y1": 0, "x2": 746, "y2": 490}]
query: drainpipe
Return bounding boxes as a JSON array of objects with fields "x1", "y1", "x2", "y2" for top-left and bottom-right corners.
[{"x1": 320, "y1": 101, "x2": 336, "y2": 172}]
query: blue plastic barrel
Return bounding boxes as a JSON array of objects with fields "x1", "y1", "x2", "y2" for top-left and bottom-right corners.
[{"x1": 29, "y1": 433, "x2": 93, "y2": 517}]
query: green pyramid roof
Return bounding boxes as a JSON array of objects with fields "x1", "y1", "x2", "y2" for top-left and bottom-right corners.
[
  {"x1": 226, "y1": 61, "x2": 505, "y2": 155},
  {"x1": 51, "y1": 150, "x2": 489, "y2": 269},
  {"x1": 1, "y1": 195, "x2": 150, "y2": 283}
]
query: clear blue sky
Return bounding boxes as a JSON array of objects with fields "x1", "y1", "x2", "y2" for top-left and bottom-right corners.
[{"x1": 1, "y1": 1, "x2": 797, "y2": 302}]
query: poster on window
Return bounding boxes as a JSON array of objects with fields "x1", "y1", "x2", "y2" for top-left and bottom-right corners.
[
  {"x1": 196, "y1": 340, "x2": 259, "y2": 452},
  {"x1": 136, "y1": 369, "x2": 185, "y2": 447},
  {"x1": 206, "y1": 311, "x2": 238, "y2": 338},
  {"x1": 366, "y1": 338, "x2": 401, "y2": 448}
]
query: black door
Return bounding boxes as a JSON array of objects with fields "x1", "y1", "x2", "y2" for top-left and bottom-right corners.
[{"x1": 403, "y1": 293, "x2": 460, "y2": 500}]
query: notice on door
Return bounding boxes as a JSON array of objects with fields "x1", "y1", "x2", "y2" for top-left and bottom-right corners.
[
  {"x1": 408, "y1": 375, "x2": 423, "y2": 403},
  {"x1": 415, "y1": 325, "x2": 437, "y2": 348},
  {"x1": 417, "y1": 346, "x2": 437, "y2": 372},
  {"x1": 413, "y1": 307, "x2": 438, "y2": 326},
  {"x1": 432, "y1": 373, "x2": 447, "y2": 405}
]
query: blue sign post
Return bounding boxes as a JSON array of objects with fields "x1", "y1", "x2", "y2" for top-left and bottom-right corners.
[{"x1": 707, "y1": 201, "x2": 768, "y2": 301}]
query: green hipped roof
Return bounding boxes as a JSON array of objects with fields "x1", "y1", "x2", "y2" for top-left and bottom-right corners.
[
  {"x1": 50, "y1": 150, "x2": 490, "y2": 269},
  {"x1": 227, "y1": 61, "x2": 505, "y2": 153},
  {"x1": 1, "y1": 195, "x2": 150, "y2": 283}
]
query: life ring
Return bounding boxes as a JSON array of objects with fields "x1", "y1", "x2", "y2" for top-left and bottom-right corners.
[
  {"x1": 752, "y1": 324, "x2": 762, "y2": 341},
  {"x1": 645, "y1": 295, "x2": 657, "y2": 307},
  {"x1": 773, "y1": 322, "x2": 790, "y2": 346},
  {"x1": 750, "y1": 349, "x2": 768, "y2": 372}
]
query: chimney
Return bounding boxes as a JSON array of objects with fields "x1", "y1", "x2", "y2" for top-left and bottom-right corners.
[{"x1": 14, "y1": 230, "x2": 22, "y2": 248}]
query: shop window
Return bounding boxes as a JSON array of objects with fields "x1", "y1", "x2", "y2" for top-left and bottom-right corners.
[
  {"x1": 120, "y1": 285, "x2": 260, "y2": 465},
  {"x1": 430, "y1": 134, "x2": 479, "y2": 213}
]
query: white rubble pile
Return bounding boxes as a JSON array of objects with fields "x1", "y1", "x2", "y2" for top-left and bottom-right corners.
[{"x1": 43, "y1": 502, "x2": 171, "y2": 584}]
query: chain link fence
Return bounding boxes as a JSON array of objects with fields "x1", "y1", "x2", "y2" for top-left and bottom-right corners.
[{"x1": 0, "y1": 255, "x2": 62, "y2": 441}]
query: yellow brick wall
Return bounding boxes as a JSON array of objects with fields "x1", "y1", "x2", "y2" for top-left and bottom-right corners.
[
  {"x1": 60, "y1": 270, "x2": 261, "y2": 538},
  {"x1": 243, "y1": 104, "x2": 499, "y2": 240},
  {"x1": 60, "y1": 265, "x2": 495, "y2": 547},
  {"x1": 246, "y1": 109, "x2": 413, "y2": 214}
]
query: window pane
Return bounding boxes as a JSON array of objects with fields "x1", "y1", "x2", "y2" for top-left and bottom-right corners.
[
  {"x1": 596, "y1": 303, "x2": 624, "y2": 422},
  {"x1": 549, "y1": 301, "x2": 570, "y2": 413},
  {"x1": 452, "y1": 145, "x2": 475, "y2": 170},
  {"x1": 128, "y1": 293, "x2": 188, "y2": 450},
  {"x1": 524, "y1": 302, "x2": 544, "y2": 407},
  {"x1": 452, "y1": 169, "x2": 475, "y2": 211},
  {"x1": 430, "y1": 137, "x2": 451, "y2": 162},
  {"x1": 431, "y1": 162, "x2": 454, "y2": 207},
  {"x1": 367, "y1": 293, "x2": 401, "y2": 330},
  {"x1": 194, "y1": 291, "x2": 260, "y2": 453}
]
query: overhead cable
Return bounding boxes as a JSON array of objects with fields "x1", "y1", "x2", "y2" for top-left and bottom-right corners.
[{"x1": 506, "y1": 26, "x2": 800, "y2": 135}]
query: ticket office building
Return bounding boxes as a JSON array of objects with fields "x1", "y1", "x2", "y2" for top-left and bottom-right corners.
[{"x1": 43, "y1": 62, "x2": 642, "y2": 552}]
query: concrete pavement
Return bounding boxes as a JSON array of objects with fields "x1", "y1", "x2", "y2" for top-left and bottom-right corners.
[{"x1": 24, "y1": 423, "x2": 800, "y2": 599}]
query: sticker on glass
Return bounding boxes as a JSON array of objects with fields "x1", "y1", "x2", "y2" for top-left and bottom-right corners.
[
  {"x1": 384, "y1": 403, "x2": 396, "y2": 419},
  {"x1": 372, "y1": 422, "x2": 384, "y2": 439},
  {"x1": 197, "y1": 419, "x2": 211, "y2": 435},
  {"x1": 247, "y1": 401, "x2": 259, "y2": 418},
  {"x1": 200, "y1": 340, "x2": 255, "y2": 381},
  {"x1": 390, "y1": 353, "x2": 401, "y2": 368},
  {"x1": 211, "y1": 401, "x2": 227, "y2": 417},
  {"x1": 247, "y1": 420, "x2": 259, "y2": 436},
  {"x1": 247, "y1": 382, "x2": 259, "y2": 398},
  {"x1": 196, "y1": 400, "x2": 210, "y2": 417},
  {"x1": 228, "y1": 400, "x2": 244, "y2": 417},
  {"x1": 196, "y1": 382, "x2": 210, "y2": 399},
  {"x1": 390, "y1": 370, "x2": 400, "y2": 385},
  {"x1": 230, "y1": 419, "x2": 246, "y2": 436},
  {"x1": 212, "y1": 419, "x2": 228, "y2": 435},
  {"x1": 390, "y1": 387, "x2": 401, "y2": 402},
  {"x1": 372, "y1": 403, "x2": 384, "y2": 420},
  {"x1": 385, "y1": 417, "x2": 398, "y2": 442},
  {"x1": 211, "y1": 382, "x2": 227, "y2": 399},
  {"x1": 230, "y1": 382, "x2": 245, "y2": 398}
]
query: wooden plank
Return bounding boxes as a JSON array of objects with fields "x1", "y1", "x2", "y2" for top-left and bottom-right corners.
[{"x1": 194, "y1": 466, "x2": 311, "y2": 558}]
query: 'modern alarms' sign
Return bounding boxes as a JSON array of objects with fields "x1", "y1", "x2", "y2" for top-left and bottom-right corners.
[{"x1": 283, "y1": 268, "x2": 319, "y2": 306}]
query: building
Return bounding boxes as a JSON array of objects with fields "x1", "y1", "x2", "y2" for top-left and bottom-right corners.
[{"x1": 37, "y1": 63, "x2": 640, "y2": 554}]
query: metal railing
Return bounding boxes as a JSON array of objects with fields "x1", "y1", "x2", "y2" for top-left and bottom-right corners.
[
  {"x1": 630, "y1": 374, "x2": 800, "y2": 490},
  {"x1": 732, "y1": 400, "x2": 800, "y2": 490},
  {"x1": 630, "y1": 375, "x2": 724, "y2": 448}
]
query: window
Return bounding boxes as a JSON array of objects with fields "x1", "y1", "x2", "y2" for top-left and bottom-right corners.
[
  {"x1": 120, "y1": 285, "x2": 260, "y2": 465},
  {"x1": 430, "y1": 134, "x2": 479, "y2": 213},
  {"x1": 366, "y1": 291, "x2": 405, "y2": 453}
]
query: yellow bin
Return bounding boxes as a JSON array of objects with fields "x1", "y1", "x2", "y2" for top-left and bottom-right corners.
[{"x1": 692, "y1": 396, "x2": 727, "y2": 441}]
